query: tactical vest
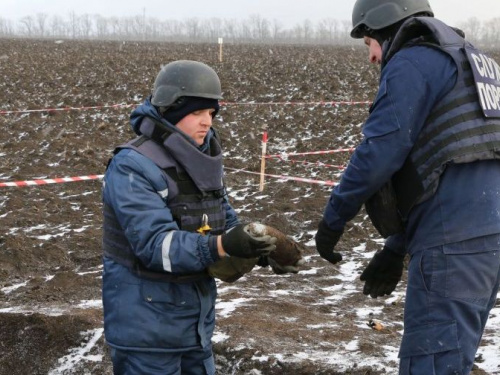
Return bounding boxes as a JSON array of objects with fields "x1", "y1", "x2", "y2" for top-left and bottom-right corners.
[
  {"x1": 365, "y1": 17, "x2": 500, "y2": 238},
  {"x1": 102, "y1": 117, "x2": 227, "y2": 281}
]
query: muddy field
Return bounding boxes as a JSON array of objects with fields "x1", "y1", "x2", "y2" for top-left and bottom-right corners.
[{"x1": 0, "y1": 39, "x2": 499, "y2": 374}]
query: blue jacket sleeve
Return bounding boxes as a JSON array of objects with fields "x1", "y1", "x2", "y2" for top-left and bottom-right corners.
[
  {"x1": 103, "y1": 149, "x2": 218, "y2": 274},
  {"x1": 384, "y1": 233, "x2": 406, "y2": 256},
  {"x1": 323, "y1": 47, "x2": 457, "y2": 231}
]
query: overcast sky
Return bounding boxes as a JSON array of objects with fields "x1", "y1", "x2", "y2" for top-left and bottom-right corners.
[{"x1": 3, "y1": 0, "x2": 500, "y2": 28}]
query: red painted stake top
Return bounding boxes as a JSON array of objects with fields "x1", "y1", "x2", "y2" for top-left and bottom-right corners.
[{"x1": 262, "y1": 132, "x2": 268, "y2": 143}]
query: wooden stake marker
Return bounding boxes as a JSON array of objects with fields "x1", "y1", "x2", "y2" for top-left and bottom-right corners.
[
  {"x1": 259, "y1": 131, "x2": 268, "y2": 191},
  {"x1": 218, "y1": 37, "x2": 223, "y2": 62}
]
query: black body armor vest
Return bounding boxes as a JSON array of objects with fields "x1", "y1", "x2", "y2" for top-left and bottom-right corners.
[
  {"x1": 365, "y1": 17, "x2": 500, "y2": 238},
  {"x1": 102, "y1": 117, "x2": 227, "y2": 281}
]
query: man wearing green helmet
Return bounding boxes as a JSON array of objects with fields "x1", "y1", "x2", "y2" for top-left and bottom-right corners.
[
  {"x1": 101, "y1": 60, "x2": 277, "y2": 374},
  {"x1": 315, "y1": 0, "x2": 500, "y2": 373}
]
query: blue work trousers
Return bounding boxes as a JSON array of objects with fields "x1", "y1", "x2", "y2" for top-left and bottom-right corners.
[
  {"x1": 399, "y1": 235, "x2": 500, "y2": 374},
  {"x1": 110, "y1": 345, "x2": 215, "y2": 375}
]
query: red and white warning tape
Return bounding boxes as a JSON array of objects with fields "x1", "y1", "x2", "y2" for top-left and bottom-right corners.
[
  {"x1": 225, "y1": 167, "x2": 337, "y2": 186},
  {"x1": 0, "y1": 104, "x2": 135, "y2": 115},
  {"x1": 266, "y1": 148, "x2": 355, "y2": 158},
  {"x1": 221, "y1": 100, "x2": 372, "y2": 107},
  {"x1": 0, "y1": 175, "x2": 104, "y2": 188},
  {"x1": 0, "y1": 101, "x2": 371, "y2": 115},
  {"x1": 271, "y1": 157, "x2": 346, "y2": 170},
  {"x1": 0, "y1": 170, "x2": 334, "y2": 189},
  {"x1": 0, "y1": 147, "x2": 351, "y2": 188}
]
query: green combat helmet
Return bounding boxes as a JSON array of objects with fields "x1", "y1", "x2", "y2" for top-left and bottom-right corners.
[
  {"x1": 351, "y1": 0, "x2": 433, "y2": 38},
  {"x1": 151, "y1": 60, "x2": 222, "y2": 109}
]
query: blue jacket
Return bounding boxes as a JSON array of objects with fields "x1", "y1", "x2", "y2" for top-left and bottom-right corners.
[
  {"x1": 102, "y1": 98, "x2": 239, "y2": 352},
  {"x1": 323, "y1": 21, "x2": 500, "y2": 254}
]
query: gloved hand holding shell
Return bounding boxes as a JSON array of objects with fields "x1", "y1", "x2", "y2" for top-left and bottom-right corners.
[{"x1": 208, "y1": 222, "x2": 305, "y2": 282}]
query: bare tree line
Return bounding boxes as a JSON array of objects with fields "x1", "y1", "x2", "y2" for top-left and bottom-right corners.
[{"x1": 0, "y1": 12, "x2": 499, "y2": 47}]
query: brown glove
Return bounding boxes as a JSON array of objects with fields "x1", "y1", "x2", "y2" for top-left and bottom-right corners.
[{"x1": 207, "y1": 256, "x2": 258, "y2": 283}]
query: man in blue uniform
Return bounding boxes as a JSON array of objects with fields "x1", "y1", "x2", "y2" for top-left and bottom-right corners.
[
  {"x1": 102, "y1": 60, "x2": 276, "y2": 374},
  {"x1": 315, "y1": 0, "x2": 500, "y2": 373}
]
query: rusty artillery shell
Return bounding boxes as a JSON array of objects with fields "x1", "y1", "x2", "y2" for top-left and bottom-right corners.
[{"x1": 246, "y1": 223, "x2": 304, "y2": 271}]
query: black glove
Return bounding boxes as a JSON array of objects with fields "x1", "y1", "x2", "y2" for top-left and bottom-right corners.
[
  {"x1": 360, "y1": 246, "x2": 405, "y2": 298},
  {"x1": 256, "y1": 256, "x2": 269, "y2": 267},
  {"x1": 315, "y1": 219, "x2": 343, "y2": 264},
  {"x1": 221, "y1": 224, "x2": 276, "y2": 259}
]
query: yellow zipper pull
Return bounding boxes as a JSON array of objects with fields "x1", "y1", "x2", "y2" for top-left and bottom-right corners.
[{"x1": 197, "y1": 214, "x2": 212, "y2": 235}]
